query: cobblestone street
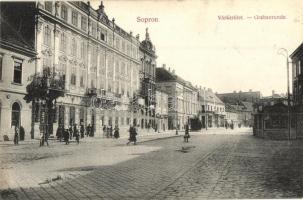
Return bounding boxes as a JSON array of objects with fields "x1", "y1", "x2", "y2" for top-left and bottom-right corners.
[{"x1": 1, "y1": 129, "x2": 303, "y2": 199}]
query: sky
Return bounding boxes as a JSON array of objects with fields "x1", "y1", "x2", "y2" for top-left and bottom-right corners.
[{"x1": 91, "y1": 0, "x2": 303, "y2": 96}]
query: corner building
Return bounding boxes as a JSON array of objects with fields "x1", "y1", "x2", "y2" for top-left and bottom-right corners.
[{"x1": 34, "y1": 1, "x2": 141, "y2": 137}]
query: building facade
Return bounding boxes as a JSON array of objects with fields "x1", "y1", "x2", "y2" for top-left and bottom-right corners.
[
  {"x1": 138, "y1": 28, "x2": 157, "y2": 130},
  {"x1": 0, "y1": 1, "x2": 162, "y2": 140},
  {"x1": 197, "y1": 87, "x2": 226, "y2": 128},
  {"x1": 0, "y1": 2, "x2": 37, "y2": 140},
  {"x1": 291, "y1": 42, "x2": 303, "y2": 138},
  {"x1": 156, "y1": 65, "x2": 198, "y2": 130},
  {"x1": 155, "y1": 90, "x2": 168, "y2": 132}
]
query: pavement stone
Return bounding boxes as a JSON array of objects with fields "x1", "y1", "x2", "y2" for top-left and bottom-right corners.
[{"x1": 1, "y1": 129, "x2": 303, "y2": 199}]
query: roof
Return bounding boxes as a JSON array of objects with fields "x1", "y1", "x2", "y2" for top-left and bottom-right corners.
[
  {"x1": 290, "y1": 42, "x2": 303, "y2": 59},
  {"x1": 0, "y1": 3, "x2": 35, "y2": 52},
  {"x1": 156, "y1": 67, "x2": 196, "y2": 90}
]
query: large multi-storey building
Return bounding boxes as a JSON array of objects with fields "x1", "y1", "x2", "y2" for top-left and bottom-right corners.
[
  {"x1": 138, "y1": 28, "x2": 157, "y2": 130},
  {"x1": 0, "y1": 1, "x2": 159, "y2": 140},
  {"x1": 156, "y1": 65, "x2": 198, "y2": 130},
  {"x1": 35, "y1": 1, "x2": 141, "y2": 137}
]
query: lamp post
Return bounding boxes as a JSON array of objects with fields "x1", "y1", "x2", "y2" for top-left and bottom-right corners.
[{"x1": 278, "y1": 48, "x2": 291, "y2": 141}]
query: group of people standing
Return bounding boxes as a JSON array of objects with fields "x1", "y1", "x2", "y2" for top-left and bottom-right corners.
[
  {"x1": 102, "y1": 125, "x2": 120, "y2": 139},
  {"x1": 56, "y1": 123, "x2": 94, "y2": 145}
]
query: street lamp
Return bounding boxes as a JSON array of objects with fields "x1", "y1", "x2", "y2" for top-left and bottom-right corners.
[{"x1": 277, "y1": 48, "x2": 291, "y2": 141}]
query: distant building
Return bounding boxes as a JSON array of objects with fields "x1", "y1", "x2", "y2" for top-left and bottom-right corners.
[
  {"x1": 155, "y1": 89, "x2": 168, "y2": 132},
  {"x1": 156, "y1": 65, "x2": 198, "y2": 130},
  {"x1": 197, "y1": 87, "x2": 225, "y2": 128},
  {"x1": 217, "y1": 90, "x2": 261, "y2": 104}
]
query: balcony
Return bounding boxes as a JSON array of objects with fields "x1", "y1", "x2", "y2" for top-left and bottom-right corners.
[{"x1": 24, "y1": 68, "x2": 65, "y2": 103}]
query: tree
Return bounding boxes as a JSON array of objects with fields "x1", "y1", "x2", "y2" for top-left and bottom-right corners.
[{"x1": 24, "y1": 67, "x2": 65, "y2": 145}]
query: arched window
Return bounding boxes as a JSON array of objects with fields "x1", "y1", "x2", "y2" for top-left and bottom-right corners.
[{"x1": 11, "y1": 102, "x2": 21, "y2": 127}]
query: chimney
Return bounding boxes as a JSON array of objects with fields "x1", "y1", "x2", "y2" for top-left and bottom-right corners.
[
  {"x1": 233, "y1": 90, "x2": 236, "y2": 93},
  {"x1": 272, "y1": 90, "x2": 275, "y2": 96},
  {"x1": 162, "y1": 64, "x2": 166, "y2": 69},
  {"x1": 249, "y1": 89, "x2": 252, "y2": 92},
  {"x1": 130, "y1": 31, "x2": 133, "y2": 36},
  {"x1": 172, "y1": 69, "x2": 175, "y2": 74},
  {"x1": 168, "y1": 67, "x2": 171, "y2": 72},
  {"x1": 136, "y1": 34, "x2": 140, "y2": 40}
]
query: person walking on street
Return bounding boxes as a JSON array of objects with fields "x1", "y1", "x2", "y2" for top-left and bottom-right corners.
[
  {"x1": 74, "y1": 124, "x2": 80, "y2": 144},
  {"x1": 14, "y1": 126, "x2": 19, "y2": 145},
  {"x1": 80, "y1": 124, "x2": 84, "y2": 139},
  {"x1": 127, "y1": 125, "x2": 137, "y2": 145},
  {"x1": 184, "y1": 124, "x2": 190, "y2": 143},
  {"x1": 69, "y1": 125, "x2": 73, "y2": 140},
  {"x1": 86, "y1": 124, "x2": 91, "y2": 137},
  {"x1": 114, "y1": 125, "x2": 120, "y2": 139},
  {"x1": 109, "y1": 125, "x2": 113, "y2": 138},
  {"x1": 64, "y1": 128, "x2": 69, "y2": 145},
  {"x1": 103, "y1": 125, "x2": 107, "y2": 138}
]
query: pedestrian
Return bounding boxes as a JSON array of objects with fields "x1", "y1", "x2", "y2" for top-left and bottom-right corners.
[
  {"x1": 103, "y1": 125, "x2": 107, "y2": 138},
  {"x1": 184, "y1": 124, "x2": 190, "y2": 143},
  {"x1": 109, "y1": 125, "x2": 113, "y2": 138},
  {"x1": 86, "y1": 124, "x2": 91, "y2": 137},
  {"x1": 19, "y1": 126, "x2": 25, "y2": 141},
  {"x1": 127, "y1": 125, "x2": 137, "y2": 145},
  {"x1": 14, "y1": 126, "x2": 19, "y2": 145},
  {"x1": 114, "y1": 125, "x2": 120, "y2": 139},
  {"x1": 45, "y1": 131, "x2": 49, "y2": 146},
  {"x1": 80, "y1": 124, "x2": 84, "y2": 138},
  {"x1": 56, "y1": 126, "x2": 63, "y2": 142},
  {"x1": 74, "y1": 124, "x2": 79, "y2": 144},
  {"x1": 64, "y1": 128, "x2": 69, "y2": 145},
  {"x1": 69, "y1": 125, "x2": 73, "y2": 140}
]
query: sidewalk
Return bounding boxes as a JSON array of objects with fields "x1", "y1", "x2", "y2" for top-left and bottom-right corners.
[{"x1": 0, "y1": 130, "x2": 184, "y2": 146}]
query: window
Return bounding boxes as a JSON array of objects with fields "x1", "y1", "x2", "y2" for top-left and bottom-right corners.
[
  {"x1": 80, "y1": 70, "x2": 85, "y2": 87},
  {"x1": 45, "y1": 2, "x2": 52, "y2": 13},
  {"x1": 0, "y1": 54, "x2": 2, "y2": 80},
  {"x1": 126, "y1": 118, "x2": 130, "y2": 125},
  {"x1": 44, "y1": 26, "x2": 51, "y2": 46},
  {"x1": 43, "y1": 58, "x2": 51, "y2": 70},
  {"x1": 13, "y1": 59, "x2": 22, "y2": 84},
  {"x1": 81, "y1": 16, "x2": 87, "y2": 31},
  {"x1": 71, "y1": 38, "x2": 77, "y2": 56},
  {"x1": 61, "y1": 4, "x2": 68, "y2": 21},
  {"x1": 60, "y1": 33, "x2": 67, "y2": 52},
  {"x1": 71, "y1": 67, "x2": 76, "y2": 85},
  {"x1": 101, "y1": 32, "x2": 105, "y2": 41},
  {"x1": 72, "y1": 11, "x2": 78, "y2": 26},
  {"x1": 59, "y1": 63, "x2": 66, "y2": 75},
  {"x1": 11, "y1": 102, "x2": 20, "y2": 127}
]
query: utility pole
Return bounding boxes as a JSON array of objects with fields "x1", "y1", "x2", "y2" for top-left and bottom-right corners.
[{"x1": 278, "y1": 48, "x2": 291, "y2": 141}]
